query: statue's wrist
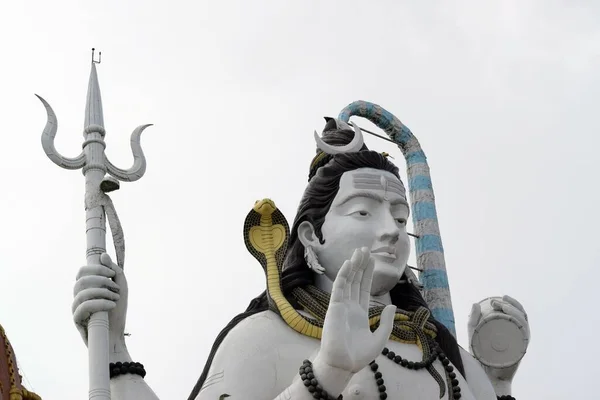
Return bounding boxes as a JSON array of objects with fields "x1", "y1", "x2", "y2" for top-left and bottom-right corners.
[
  {"x1": 310, "y1": 356, "x2": 353, "y2": 397},
  {"x1": 491, "y1": 379, "x2": 512, "y2": 397},
  {"x1": 109, "y1": 336, "x2": 132, "y2": 364}
]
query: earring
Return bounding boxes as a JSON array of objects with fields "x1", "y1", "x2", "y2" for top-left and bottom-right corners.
[{"x1": 304, "y1": 245, "x2": 325, "y2": 275}]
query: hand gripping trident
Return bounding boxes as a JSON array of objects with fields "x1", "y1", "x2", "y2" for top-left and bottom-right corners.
[{"x1": 36, "y1": 50, "x2": 151, "y2": 400}]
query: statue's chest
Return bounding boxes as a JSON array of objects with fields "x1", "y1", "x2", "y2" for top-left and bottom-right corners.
[
  {"x1": 344, "y1": 358, "x2": 475, "y2": 400},
  {"x1": 299, "y1": 341, "x2": 476, "y2": 400}
]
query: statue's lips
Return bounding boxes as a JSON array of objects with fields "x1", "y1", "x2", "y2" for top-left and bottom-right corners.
[{"x1": 371, "y1": 246, "x2": 396, "y2": 260}]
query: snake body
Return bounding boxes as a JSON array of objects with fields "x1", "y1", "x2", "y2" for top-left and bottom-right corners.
[{"x1": 243, "y1": 199, "x2": 323, "y2": 339}]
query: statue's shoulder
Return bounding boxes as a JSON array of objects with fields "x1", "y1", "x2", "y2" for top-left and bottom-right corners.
[
  {"x1": 213, "y1": 309, "x2": 318, "y2": 363},
  {"x1": 197, "y1": 310, "x2": 317, "y2": 398},
  {"x1": 219, "y1": 310, "x2": 298, "y2": 348}
]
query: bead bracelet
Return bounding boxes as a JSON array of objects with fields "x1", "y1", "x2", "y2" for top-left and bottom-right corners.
[
  {"x1": 299, "y1": 359, "x2": 343, "y2": 400},
  {"x1": 109, "y1": 361, "x2": 146, "y2": 379}
]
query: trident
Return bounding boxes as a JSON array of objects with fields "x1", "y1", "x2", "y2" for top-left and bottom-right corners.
[{"x1": 36, "y1": 49, "x2": 151, "y2": 400}]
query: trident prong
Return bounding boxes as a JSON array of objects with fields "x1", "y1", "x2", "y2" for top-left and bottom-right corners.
[
  {"x1": 35, "y1": 94, "x2": 86, "y2": 170},
  {"x1": 105, "y1": 123, "x2": 152, "y2": 182}
]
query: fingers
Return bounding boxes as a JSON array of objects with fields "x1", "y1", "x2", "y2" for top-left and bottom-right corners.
[
  {"x1": 73, "y1": 299, "x2": 116, "y2": 327},
  {"x1": 499, "y1": 302, "x2": 528, "y2": 328},
  {"x1": 344, "y1": 250, "x2": 361, "y2": 300},
  {"x1": 370, "y1": 304, "x2": 396, "y2": 354},
  {"x1": 333, "y1": 248, "x2": 370, "y2": 303},
  {"x1": 468, "y1": 303, "x2": 482, "y2": 328},
  {"x1": 76, "y1": 264, "x2": 115, "y2": 281},
  {"x1": 72, "y1": 253, "x2": 128, "y2": 348},
  {"x1": 349, "y1": 248, "x2": 372, "y2": 304},
  {"x1": 491, "y1": 299, "x2": 503, "y2": 312},
  {"x1": 490, "y1": 299, "x2": 530, "y2": 338},
  {"x1": 345, "y1": 248, "x2": 367, "y2": 300},
  {"x1": 359, "y1": 257, "x2": 374, "y2": 311},
  {"x1": 74, "y1": 275, "x2": 119, "y2": 297},
  {"x1": 351, "y1": 260, "x2": 365, "y2": 303},
  {"x1": 331, "y1": 260, "x2": 351, "y2": 303},
  {"x1": 502, "y1": 295, "x2": 526, "y2": 315},
  {"x1": 72, "y1": 287, "x2": 120, "y2": 314}
]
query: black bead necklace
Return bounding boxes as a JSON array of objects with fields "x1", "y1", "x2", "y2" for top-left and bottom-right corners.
[{"x1": 368, "y1": 342, "x2": 462, "y2": 400}]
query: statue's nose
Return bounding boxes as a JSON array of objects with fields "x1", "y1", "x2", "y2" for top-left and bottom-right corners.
[
  {"x1": 380, "y1": 231, "x2": 399, "y2": 245},
  {"x1": 378, "y1": 211, "x2": 401, "y2": 242}
]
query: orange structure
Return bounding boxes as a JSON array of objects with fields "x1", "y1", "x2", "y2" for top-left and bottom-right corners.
[{"x1": 0, "y1": 325, "x2": 41, "y2": 400}]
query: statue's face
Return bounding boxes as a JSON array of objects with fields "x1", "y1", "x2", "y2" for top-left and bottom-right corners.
[{"x1": 312, "y1": 168, "x2": 410, "y2": 296}]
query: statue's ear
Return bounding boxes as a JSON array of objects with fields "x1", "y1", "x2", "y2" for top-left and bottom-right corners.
[{"x1": 297, "y1": 221, "x2": 320, "y2": 248}]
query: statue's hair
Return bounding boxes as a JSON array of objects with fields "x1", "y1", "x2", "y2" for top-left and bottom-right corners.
[{"x1": 188, "y1": 125, "x2": 464, "y2": 400}]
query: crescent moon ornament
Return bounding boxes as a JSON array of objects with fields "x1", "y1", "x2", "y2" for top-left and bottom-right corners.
[{"x1": 314, "y1": 120, "x2": 364, "y2": 155}]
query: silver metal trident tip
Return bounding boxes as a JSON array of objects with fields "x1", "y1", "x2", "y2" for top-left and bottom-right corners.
[{"x1": 84, "y1": 60, "x2": 105, "y2": 130}]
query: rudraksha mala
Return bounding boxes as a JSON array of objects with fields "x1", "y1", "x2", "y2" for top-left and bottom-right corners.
[
  {"x1": 299, "y1": 359, "x2": 343, "y2": 400},
  {"x1": 109, "y1": 361, "x2": 146, "y2": 379}
]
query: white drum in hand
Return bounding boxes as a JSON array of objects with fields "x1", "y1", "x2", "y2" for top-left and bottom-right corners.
[{"x1": 470, "y1": 296, "x2": 529, "y2": 369}]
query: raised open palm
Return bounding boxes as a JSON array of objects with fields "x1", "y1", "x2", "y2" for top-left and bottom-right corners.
[{"x1": 319, "y1": 247, "x2": 396, "y2": 373}]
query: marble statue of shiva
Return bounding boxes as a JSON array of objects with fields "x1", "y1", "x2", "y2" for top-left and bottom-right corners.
[{"x1": 72, "y1": 112, "x2": 530, "y2": 400}]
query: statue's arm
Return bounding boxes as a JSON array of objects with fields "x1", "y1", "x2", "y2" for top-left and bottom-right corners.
[
  {"x1": 108, "y1": 340, "x2": 160, "y2": 400},
  {"x1": 460, "y1": 347, "x2": 498, "y2": 400},
  {"x1": 195, "y1": 311, "x2": 352, "y2": 400},
  {"x1": 110, "y1": 375, "x2": 160, "y2": 400}
]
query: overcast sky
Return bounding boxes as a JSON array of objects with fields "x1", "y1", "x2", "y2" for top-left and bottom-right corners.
[{"x1": 0, "y1": 1, "x2": 598, "y2": 399}]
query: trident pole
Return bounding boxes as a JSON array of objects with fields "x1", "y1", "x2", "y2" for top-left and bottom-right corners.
[{"x1": 36, "y1": 50, "x2": 151, "y2": 400}]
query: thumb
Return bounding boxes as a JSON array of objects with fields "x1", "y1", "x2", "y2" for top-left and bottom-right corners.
[
  {"x1": 100, "y1": 253, "x2": 117, "y2": 269},
  {"x1": 100, "y1": 253, "x2": 125, "y2": 286},
  {"x1": 372, "y1": 305, "x2": 396, "y2": 350}
]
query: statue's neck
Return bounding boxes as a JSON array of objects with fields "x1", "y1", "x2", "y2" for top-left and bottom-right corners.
[{"x1": 314, "y1": 273, "x2": 392, "y2": 307}]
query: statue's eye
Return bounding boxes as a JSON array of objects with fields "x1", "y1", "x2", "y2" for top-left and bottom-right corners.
[
  {"x1": 351, "y1": 210, "x2": 370, "y2": 217},
  {"x1": 396, "y1": 218, "x2": 407, "y2": 225}
]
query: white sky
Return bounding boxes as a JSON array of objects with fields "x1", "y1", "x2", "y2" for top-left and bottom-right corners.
[{"x1": 1, "y1": 1, "x2": 598, "y2": 399}]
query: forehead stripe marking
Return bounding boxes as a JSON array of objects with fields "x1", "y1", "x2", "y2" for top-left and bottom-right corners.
[
  {"x1": 352, "y1": 183, "x2": 406, "y2": 197},
  {"x1": 352, "y1": 172, "x2": 406, "y2": 197},
  {"x1": 353, "y1": 173, "x2": 382, "y2": 179}
]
